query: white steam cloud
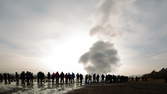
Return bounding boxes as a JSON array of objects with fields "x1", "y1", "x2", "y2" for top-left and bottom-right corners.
[
  {"x1": 79, "y1": 0, "x2": 128, "y2": 74},
  {"x1": 80, "y1": 41, "x2": 119, "y2": 74}
]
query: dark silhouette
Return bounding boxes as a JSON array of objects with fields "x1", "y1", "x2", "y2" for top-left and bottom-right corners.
[
  {"x1": 7, "y1": 73, "x2": 11, "y2": 84},
  {"x1": 93, "y1": 73, "x2": 96, "y2": 83},
  {"x1": 55, "y1": 72, "x2": 59, "y2": 84},
  {"x1": 135, "y1": 76, "x2": 139, "y2": 82},
  {"x1": 20, "y1": 71, "x2": 25, "y2": 85},
  {"x1": 68, "y1": 73, "x2": 72, "y2": 83},
  {"x1": 0, "y1": 73, "x2": 3, "y2": 83},
  {"x1": 76, "y1": 73, "x2": 80, "y2": 83},
  {"x1": 101, "y1": 74, "x2": 105, "y2": 82},
  {"x1": 143, "y1": 68, "x2": 167, "y2": 81},
  {"x1": 85, "y1": 74, "x2": 89, "y2": 84},
  {"x1": 26, "y1": 71, "x2": 33, "y2": 85},
  {"x1": 47, "y1": 72, "x2": 51, "y2": 82},
  {"x1": 71, "y1": 72, "x2": 75, "y2": 83},
  {"x1": 96, "y1": 74, "x2": 100, "y2": 83},
  {"x1": 79, "y1": 74, "x2": 83, "y2": 84},
  {"x1": 88, "y1": 74, "x2": 92, "y2": 84},
  {"x1": 51, "y1": 72, "x2": 55, "y2": 83},
  {"x1": 15, "y1": 72, "x2": 19, "y2": 85},
  {"x1": 3, "y1": 73, "x2": 7, "y2": 84},
  {"x1": 60, "y1": 72, "x2": 64, "y2": 84},
  {"x1": 65, "y1": 73, "x2": 68, "y2": 84},
  {"x1": 37, "y1": 72, "x2": 45, "y2": 84},
  {"x1": 0, "y1": 71, "x2": 133, "y2": 87}
]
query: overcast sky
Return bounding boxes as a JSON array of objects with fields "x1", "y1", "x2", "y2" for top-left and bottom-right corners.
[{"x1": 0, "y1": 0, "x2": 167, "y2": 75}]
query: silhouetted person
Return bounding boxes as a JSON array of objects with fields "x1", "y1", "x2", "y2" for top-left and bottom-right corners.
[
  {"x1": 101, "y1": 74, "x2": 105, "y2": 82},
  {"x1": 26, "y1": 71, "x2": 31, "y2": 85},
  {"x1": 135, "y1": 76, "x2": 139, "y2": 82},
  {"x1": 88, "y1": 74, "x2": 92, "y2": 84},
  {"x1": 55, "y1": 72, "x2": 59, "y2": 84},
  {"x1": 7, "y1": 73, "x2": 11, "y2": 84},
  {"x1": 47, "y1": 72, "x2": 51, "y2": 82},
  {"x1": 96, "y1": 74, "x2": 100, "y2": 83},
  {"x1": 85, "y1": 74, "x2": 89, "y2": 84},
  {"x1": 113, "y1": 75, "x2": 116, "y2": 83},
  {"x1": 125, "y1": 76, "x2": 129, "y2": 82},
  {"x1": 68, "y1": 73, "x2": 72, "y2": 83},
  {"x1": 105, "y1": 74, "x2": 109, "y2": 83},
  {"x1": 0, "y1": 73, "x2": 3, "y2": 83},
  {"x1": 130, "y1": 77, "x2": 134, "y2": 81},
  {"x1": 37, "y1": 72, "x2": 45, "y2": 84},
  {"x1": 15, "y1": 72, "x2": 19, "y2": 85},
  {"x1": 20, "y1": 71, "x2": 25, "y2": 85},
  {"x1": 71, "y1": 72, "x2": 75, "y2": 83},
  {"x1": 109, "y1": 75, "x2": 113, "y2": 83},
  {"x1": 65, "y1": 73, "x2": 68, "y2": 84},
  {"x1": 79, "y1": 74, "x2": 83, "y2": 84},
  {"x1": 30, "y1": 73, "x2": 34, "y2": 84},
  {"x1": 3, "y1": 73, "x2": 7, "y2": 84},
  {"x1": 105, "y1": 75, "x2": 108, "y2": 83},
  {"x1": 76, "y1": 73, "x2": 80, "y2": 83},
  {"x1": 60, "y1": 72, "x2": 64, "y2": 83},
  {"x1": 93, "y1": 74, "x2": 96, "y2": 83},
  {"x1": 51, "y1": 73, "x2": 55, "y2": 83}
]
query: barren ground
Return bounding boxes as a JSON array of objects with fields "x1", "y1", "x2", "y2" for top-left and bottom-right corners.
[{"x1": 66, "y1": 80, "x2": 167, "y2": 94}]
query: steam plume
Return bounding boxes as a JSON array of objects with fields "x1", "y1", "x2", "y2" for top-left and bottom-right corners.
[
  {"x1": 79, "y1": 0, "x2": 125, "y2": 74},
  {"x1": 79, "y1": 41, "x2": 119, "y2": 74}
]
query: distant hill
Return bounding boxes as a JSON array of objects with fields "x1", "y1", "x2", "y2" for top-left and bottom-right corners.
[{"x1": 143, "y1": 68, "x2": 167, "y2": 79}]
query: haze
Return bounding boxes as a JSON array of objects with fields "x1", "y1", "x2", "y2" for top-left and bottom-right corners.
[{"x1": 0, "y1": 0, "x2": 167, "y2": 76}]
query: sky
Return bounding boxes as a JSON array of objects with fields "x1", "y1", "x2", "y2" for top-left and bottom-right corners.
[{"x1": 0, "y1": 0, "x2": 167, "y2": 75}]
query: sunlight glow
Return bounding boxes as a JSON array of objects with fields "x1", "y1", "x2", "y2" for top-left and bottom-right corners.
[{"x1": 40, "y1": 27, "x2": 97, "y2": 74}]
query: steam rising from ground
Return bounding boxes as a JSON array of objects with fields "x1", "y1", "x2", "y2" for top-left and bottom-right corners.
[
  {"x1": 79, "y1": 0, "x2": 124, "y2": 74},
  {"x1": 79, "y1": 41, "x2": 119, "y2": 74},
  {"x1": 90, "y1": 0, "x2": 129, "y2": 40}
]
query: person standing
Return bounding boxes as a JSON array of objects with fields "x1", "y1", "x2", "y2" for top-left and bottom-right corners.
[
  {"x1": 60, "y1": 72, "x2": 64, "y2": 84},
  {"x1": 15, "y1": 72, "x2": 19, "y2": 85}
]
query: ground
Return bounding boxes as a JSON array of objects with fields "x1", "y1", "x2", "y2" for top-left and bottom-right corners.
[{"x1": 66, "y1": 80, "x2": 167, "y2": 94}]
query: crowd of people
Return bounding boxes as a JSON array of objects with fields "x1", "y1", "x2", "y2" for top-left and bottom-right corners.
[
  {"x1": 0, "y1": 71, "x2": 148, "y2": 86},
  {"x1": 84, "y1": 74, "x2": 128, "y2": 84},
  {"x1": 0, "y1": 71, "x2": 84, "y2": 85}
]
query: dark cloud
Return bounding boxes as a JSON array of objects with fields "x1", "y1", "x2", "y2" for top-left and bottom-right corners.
[{"x1": 79, "y1": 41, "x2": 119, "y2": 74}]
